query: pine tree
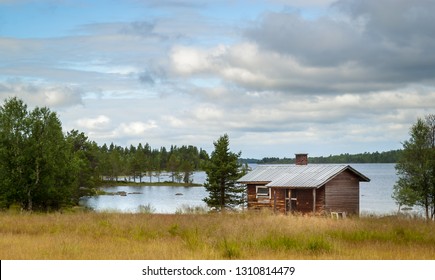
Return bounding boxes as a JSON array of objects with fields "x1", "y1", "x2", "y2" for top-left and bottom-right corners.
[{"x1": 203, "y1": 134, "x2": 244, "y2": 211}]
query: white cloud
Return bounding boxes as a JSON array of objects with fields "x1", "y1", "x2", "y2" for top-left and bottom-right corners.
[
  {"x1": 171, "y1": 46, "x2": 210, "y2": 75},
  {"x1": 163, "y1": 115, "x2": 186, "y2": 128},
  {"x1": 170, "y1": 44, "x2": 227, "y2": 75},
  {"x1": 76, "y1": 115, "x2": 111, "y2": 130},
  {"x1": 114, "y1": 121, "x2": 158, "y2": 137},
  {"x1": 191, "y1": 105, "x2": 223, "y2": 121},
  {"x1": 0, "y1": 80, "x2": 83, "y2": 108}
]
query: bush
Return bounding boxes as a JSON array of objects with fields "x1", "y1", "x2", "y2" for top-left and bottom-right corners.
[{"x1": 137, "y1": 204, "x2": 155, "y2": 214}]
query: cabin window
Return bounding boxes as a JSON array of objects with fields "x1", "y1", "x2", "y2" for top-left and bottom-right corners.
[{"x1": 256, "y1": 186, "x2": 270, "y2": 198}]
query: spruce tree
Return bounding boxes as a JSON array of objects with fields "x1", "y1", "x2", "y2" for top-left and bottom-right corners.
[{"x1": 203, "y1": 134, "x2": 244, "y2": 211}]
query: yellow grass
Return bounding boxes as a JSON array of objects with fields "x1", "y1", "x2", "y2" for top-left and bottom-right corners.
[{"x1": 1, "y1": 211, "x2": 434, "y2": 260}]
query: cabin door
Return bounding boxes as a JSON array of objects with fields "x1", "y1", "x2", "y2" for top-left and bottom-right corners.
[
  {"x1": 286, "y1": 189, "x2": 298, "y2": 213},
  {"x1": 291, "y1": 190, "x2": 298, "y2": 211}
]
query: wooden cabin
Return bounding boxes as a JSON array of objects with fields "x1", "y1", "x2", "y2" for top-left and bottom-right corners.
[{"x1": 238, "y1": 154, "x2": 370, "y2": 215}]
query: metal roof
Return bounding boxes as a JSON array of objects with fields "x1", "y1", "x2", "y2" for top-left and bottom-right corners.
[{"x1": 238, "y1": 164, "x2": 370, "y2": 188}]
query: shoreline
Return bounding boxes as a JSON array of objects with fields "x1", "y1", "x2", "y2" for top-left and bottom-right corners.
[{"x1": 99, "y1": 180, "x2": 203, "y2": 187}]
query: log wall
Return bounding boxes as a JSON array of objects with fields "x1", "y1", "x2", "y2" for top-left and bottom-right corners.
[
  {"x1": 247, "y1": 184, "x2": 271, "y2": 211},
  {"x1": 324, "y1": 169, "x2": 360, "y2": 214}
]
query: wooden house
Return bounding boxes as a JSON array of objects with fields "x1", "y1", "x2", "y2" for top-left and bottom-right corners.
[{"x1": 238, "y1": 154, "x2": 370, "y2": 215}]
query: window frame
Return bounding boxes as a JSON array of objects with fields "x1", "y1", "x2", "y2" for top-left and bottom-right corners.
[{"x1": 256, "y1": 186, "x2": 270, "y2": 199}]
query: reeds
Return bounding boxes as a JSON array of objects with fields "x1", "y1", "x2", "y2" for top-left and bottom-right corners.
[{"x1": 0, "y1": 211, "x2": 434, "y2": 259}]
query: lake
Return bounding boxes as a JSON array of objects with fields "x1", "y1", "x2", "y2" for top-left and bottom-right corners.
[{"x1": 79, "y1": 163, "x2": 415, "y2": 215}]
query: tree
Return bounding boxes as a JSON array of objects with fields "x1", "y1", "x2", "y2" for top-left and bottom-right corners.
[
  {"x1": 0, "y1": 98, "x2": 74, "y2": 211},
  {"x1": 0, "y1": 98, "x2": 29, "y2": 209},
  {"x1": 393, "y1": 115, "x2": 435, "y2": 220},
  {"x1": 66, "y1": 130, "x2": 101, "y2": 201},
  {"x1": 167, "y1": 152, "x2": 181, "y2": 183},
  {"x1": 203, "y1": 134, "x2": 245, "y2": 211}
]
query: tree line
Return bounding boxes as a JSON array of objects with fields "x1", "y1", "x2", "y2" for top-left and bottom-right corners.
[
  {"x1": 242, "y1": 150, "x2": 402, "y2": 164},
  {"x1": 97, "y1": 142, "x2": 209, "y2": 184},
  {"x1": 0, "y1": 98, "x2": 209, "y2": 211}
]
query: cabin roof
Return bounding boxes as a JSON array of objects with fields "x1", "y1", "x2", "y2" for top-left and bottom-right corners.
[{"x1": 238, "y1": 164, "x2": 370, "y2": 188}]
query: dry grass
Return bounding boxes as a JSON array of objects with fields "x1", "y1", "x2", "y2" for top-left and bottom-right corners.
[{"x1": 1, "y1": 211, "x2": 434, "y2": 260}]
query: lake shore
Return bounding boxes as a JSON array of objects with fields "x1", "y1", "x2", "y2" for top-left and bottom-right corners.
[
  {"x1": 87, "y1": 180, "x2": 203, "y2": 196},
  {"x1": 1, "y1": 211, "x2": 434, "y2": 260},
  {"x1": 99, "y1": 180, "x2": 203, "y2": 187}
]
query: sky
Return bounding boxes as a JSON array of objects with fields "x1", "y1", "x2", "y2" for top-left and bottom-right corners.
[{"x1": 1, "y1": 0, "x2": 434, "y2": 158}]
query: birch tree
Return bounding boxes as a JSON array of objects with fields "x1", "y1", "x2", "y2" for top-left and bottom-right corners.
[
  {"x1": 0, "y1": 98, "x2": 73, "y2": 211},
  {"x1": 393, "y1": 114, "x2": 435, "y2": 220}
]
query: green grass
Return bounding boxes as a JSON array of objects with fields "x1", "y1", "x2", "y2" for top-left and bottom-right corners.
[{"x1": 0, "y1": 211, "x2": 434, "y2": 260}]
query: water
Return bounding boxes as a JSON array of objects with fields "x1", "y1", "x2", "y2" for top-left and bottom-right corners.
[
  {"x1": 355, "y1": 164, "x2": 400, "y2": 215},
  {"x1": 80, "y1": 171, "x2": 208, "y2": 213},
  {"x1": 80, "y1": 185, "x2": 208, "y2": 213},
  {"x1": 80, "y1": 164, "x2": 413, "y2": 215}
]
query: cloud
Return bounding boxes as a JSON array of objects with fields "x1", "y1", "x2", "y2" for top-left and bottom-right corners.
[
  {"x1": 243, "y1": 0, "x2": 435, "y2": 91},
  {"x1": 139, "y1": 72, "x2": 156, "y2": 86},
  {"x1": 0, "y1": 80, "x2": 83, "y2": 108},
  {"x1": 165, "y1": 0, "x2": 435, "y2": 103},
  {"x1": 169, "y1": 42, "x2": 382, "y2": 94},
  {"x1": 170, "y1": 45, "x2": 221, "y2": 75},
  {"x1": 76, "y1": 115, "x2": 111, "y2": 130},
  {"x1": 73, "y1": 113, "x2": 159, "y2": 145},
  {"x1": 114, "y1": 121, "x2": 158, "y2": 137}
]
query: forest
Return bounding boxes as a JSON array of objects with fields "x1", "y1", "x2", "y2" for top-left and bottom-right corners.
[{"x1": 242, "y1": 150, "x2": 402, "y2": 164}]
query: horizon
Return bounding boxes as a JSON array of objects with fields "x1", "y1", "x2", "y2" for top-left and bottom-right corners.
[{"x1": 72, "y1": 135, "x2": 400, "y2": 160}]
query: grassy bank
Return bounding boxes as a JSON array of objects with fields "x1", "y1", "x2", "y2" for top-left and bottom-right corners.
[{"x1": 1, "y1": 212, "x2": 434, "y2": 260}]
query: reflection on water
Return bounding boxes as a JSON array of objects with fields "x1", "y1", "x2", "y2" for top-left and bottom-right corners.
[
  {"x1": 80, "y1": 164, "x2": 420, "y2": 215},
  {"x1": 80, "y1": 185, "x2": 208, "y2": 213}
]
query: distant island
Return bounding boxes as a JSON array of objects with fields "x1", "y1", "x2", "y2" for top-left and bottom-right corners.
[{"x1": 240, "y1": 149, "x2": 402, "y2": 164}]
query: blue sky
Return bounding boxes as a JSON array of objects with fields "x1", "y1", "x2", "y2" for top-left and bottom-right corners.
[{"x1": 1, "y1": 0, "x2": 434, "y2": 158}]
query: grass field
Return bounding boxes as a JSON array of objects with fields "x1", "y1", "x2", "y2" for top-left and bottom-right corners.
[{"x1": 1, "y1": 211, "x2": 434, "y2": 260}]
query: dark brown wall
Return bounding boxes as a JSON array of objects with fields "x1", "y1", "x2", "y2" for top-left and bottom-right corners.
[
  {"x1": 316, "y1": 186, "x2": 325, "y2": 213},
  {"x1": 292, "y1": 189, "x2": 313, "y2": 213},
  {"x1": 247, "y1": 185, "x2": 319, "y2": 214},
  {"x1": 324, "y1": 169, "x2": 360, "y2": 214},
  {"x1": 247, "y1": 185, "x2": 287, "y2": 212},
  {"x1": 271, "y1": 188, "x2": 286, "y2": 212}
]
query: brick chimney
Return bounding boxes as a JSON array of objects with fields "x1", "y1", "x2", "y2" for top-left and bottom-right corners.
[{"x1": 295, "y1": 153, "x2": 308, "y2": 165}]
